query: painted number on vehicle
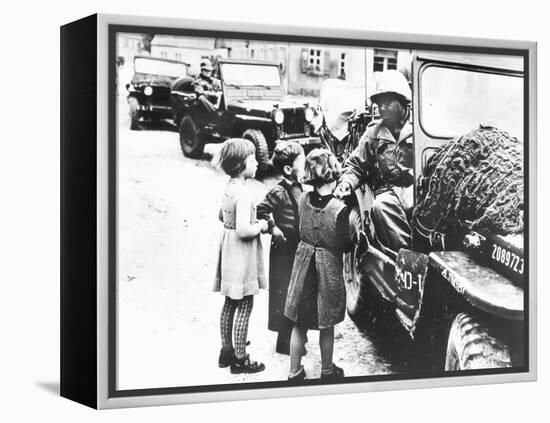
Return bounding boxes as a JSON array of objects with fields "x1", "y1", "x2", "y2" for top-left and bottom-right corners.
[
  {"x1": 398, "y1": 270, "x2": 424, "y2": 291},
  {"x1": 491, "y1": 243, "x2": 524, "y2": 275}
]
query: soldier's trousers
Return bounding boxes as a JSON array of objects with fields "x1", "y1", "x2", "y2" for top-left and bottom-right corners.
[
  {"x1": 198, "y1": 95, "x2": 218, "y2": 115},
  {"x1": 371, "y1": 185, "x2": 413, "y2": 253}
]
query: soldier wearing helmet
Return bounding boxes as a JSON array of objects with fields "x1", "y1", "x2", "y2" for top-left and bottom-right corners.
[
  {"x1": 193, "y1": 58, "x2": 222, "y2": 114},
  {"x1": 334, "y1": 69, "x2": 414, "y2": 252}
]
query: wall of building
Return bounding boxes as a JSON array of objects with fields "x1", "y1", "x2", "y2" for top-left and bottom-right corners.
[{"x1": 286, "y1": 44, "x2": 366, "y2": 97}]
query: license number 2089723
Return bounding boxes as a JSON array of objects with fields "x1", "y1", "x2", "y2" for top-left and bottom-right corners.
[{"x1": 491, "y1": 243, "x2": 524, "y2": 275}]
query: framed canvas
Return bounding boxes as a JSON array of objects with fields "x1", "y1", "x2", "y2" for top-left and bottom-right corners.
[{"x1": 60, "y1": 13, "x2": 537, "y2": 409}]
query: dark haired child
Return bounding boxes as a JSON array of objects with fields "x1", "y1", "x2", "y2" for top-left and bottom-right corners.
[
  {"x1": 212, "y1": 138, "x2": 269, "y2": 374},
  {"x1": 257, "y1": 141, "x2": 306, "y2": 355},
  {"x1": 284, "y1": 148, "x2": 352, "y2": 381}
]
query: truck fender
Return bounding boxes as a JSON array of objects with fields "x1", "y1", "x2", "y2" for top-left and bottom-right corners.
[{"x1": 429, "y1": 251, "x2": 523, "y2": 321}]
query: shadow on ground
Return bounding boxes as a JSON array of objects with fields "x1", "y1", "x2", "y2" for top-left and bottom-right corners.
[
  {"x1": 351, "y1": 307, "x2": 434, "y2": 375},
  {"x1": 36, "y1": 381, "x2": 60, "y2": 396},
  {"x1": 134, "y1": 120, "x2": 178, "y2": 132}
]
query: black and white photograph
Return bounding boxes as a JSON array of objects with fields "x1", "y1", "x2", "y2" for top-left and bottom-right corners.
[{"x1": 112, "y1": 27, "x2": 528, "y2": 394}]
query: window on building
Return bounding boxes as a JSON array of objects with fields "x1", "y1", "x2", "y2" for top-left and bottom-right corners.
[
  {"x1": 339, "y1": 52, "x2": 347, "y2": 79},
  {"x1": 279, "y1": 46, "x2": 287, "y2": 73},
  {"x1": 250, "y1": 49, "x2": 255, "y2": 59},
  {"x1": 373, "y1": 49, "x2": 398, "y2": 72},
  {"x1": 160, "y1": 51, "x2": 168, "y2": 59},
  {"x1": 309, "y1": 49, "x2": 322, "y2": 72},
  {"x1": 175, "y1": 52, "x2": 182, "y2": 62}
]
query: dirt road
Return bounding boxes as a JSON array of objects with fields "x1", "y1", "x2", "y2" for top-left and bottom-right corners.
[{"x1": 116, "y1": 105, "x2": 401, "y2": 390}]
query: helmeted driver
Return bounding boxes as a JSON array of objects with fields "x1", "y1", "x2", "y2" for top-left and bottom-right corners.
[
  {"x1": 334, "y1": 70, "x2": 414, "y2": 252},
  {"x1": 193, "y1": 58, "x2": 222, "y2": 114}
]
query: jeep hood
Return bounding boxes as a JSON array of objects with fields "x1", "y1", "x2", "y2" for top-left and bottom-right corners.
[
  {"x1": 131, "y1": 73, "x2": 177, "y2": 88},
  {"x1": 226, "y1": 99, "x2": 308, "y2": 114}
]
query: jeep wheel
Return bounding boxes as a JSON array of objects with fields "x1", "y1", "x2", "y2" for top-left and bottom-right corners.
[
  {"x1": 128, "y1": 97, "x2": 140, "y2": 130},
  {"x1": 179, "y1": 115, "x2": 204, "y2": 158},
  {"x1": 242, "y1": 129, "x2": 270, "y2": 173},
  {"x1": 344, "y1": 206, "x2": 377, "y2": 325},
  {"x1": 445, "y1": 312, "x2": 512, "y2": 370}
]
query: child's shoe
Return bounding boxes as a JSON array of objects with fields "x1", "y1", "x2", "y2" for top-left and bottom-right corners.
[
  {"x1": 320, "y1": 363, "x2": 344, "y2": 380},
  {"x1": 218, "y1": 348, "x2": 235, "y2": 368},
  {"x1": 230, "y1": 354, "x2": 265, "y2": 374},
  {"x1": 287, "y1": 366, "x2": 306, "y2": 382}
]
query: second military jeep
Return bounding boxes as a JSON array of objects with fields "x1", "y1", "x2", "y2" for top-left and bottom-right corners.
[
  {"x1": 344, "y1": 52, "x2": 526, "y2": 372},
  {"x1": 170, "y1": 58, "x2": 320, "y2": 169},
  {"x1": 126, "y1": 55, "x2": 189, "y2": 130}
]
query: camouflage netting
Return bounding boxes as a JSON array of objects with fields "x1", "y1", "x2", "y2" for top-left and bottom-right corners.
[{"x1": 413, "y1": 125, "x2": 524, "y2": 236}]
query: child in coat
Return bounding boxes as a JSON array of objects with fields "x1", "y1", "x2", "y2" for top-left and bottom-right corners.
[
  {"x1": 257, "y1": 141, "x2": 305, "y2": 355},
  {"x1": 213, "y1": 138, "x2": 269, "y2": 374},
  {"x1": 284, "y1": 148, "x2": 353, "y2": 381}
]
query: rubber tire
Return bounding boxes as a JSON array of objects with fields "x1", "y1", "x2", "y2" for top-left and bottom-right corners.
[
  {"x1": 344, "y1": 206, "x2": 378, "y2": 326},
  {"x1": 445, "y1": 312, "x2": 512, "y2": 370},
  {"x1": 179, "y1": 115, "x2": 204, "y2": 158},
  {"x1": 128, "y1": 97, "x2": 140, "y2": 130},
  {"x1": 171, "y1": 76, "x2": 194, "y2": 92},
  {"x1": 242, "y1": 129, "x2": 270, "y2": 173}
]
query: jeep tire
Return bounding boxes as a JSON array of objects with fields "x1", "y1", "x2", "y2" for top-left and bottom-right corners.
[
  {"x1": 179, "y1": 115, "x2": 204, "y2": 158},
  {"x1": 344, "y1": 206, "x2": 378, "y2": 325},
  {"x1": 128, "y1": 97, "x2": 140, "y2": 130},
  {"x1": 445, "y1": 312, "x2": 512, "y2": 370},
  {"x1": 242, "y1": 129, "x2": 270, "y2": 173}
]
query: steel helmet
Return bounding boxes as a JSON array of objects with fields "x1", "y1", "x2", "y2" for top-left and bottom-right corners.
[
  {"x1": 370, "y1": 70, "x2": 411, "y2": 104},
  {"x1": 200, "y1": 58, "x2": 213, "y2": 71}
]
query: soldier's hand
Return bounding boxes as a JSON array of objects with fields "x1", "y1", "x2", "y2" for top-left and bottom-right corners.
[
  {"x1": 334, "y1": 182, "x2": 352, "y2": 199},
  {"x1": 271, "y1": 227, "x2": 286, "y2": 247}
]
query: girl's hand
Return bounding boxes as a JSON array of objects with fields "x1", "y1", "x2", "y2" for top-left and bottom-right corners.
[
  {"x1": 259, "y1": 220, "x2": 270, "y2": 234},
  {"x1": 271, "y1": 227, "x2": 286, "y2": 247}
]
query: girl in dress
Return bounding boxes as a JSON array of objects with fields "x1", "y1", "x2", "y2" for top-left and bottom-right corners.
[
  {"x1": 284, "y1": 149, "x2": 353, "y2": 381},
  {"x1": 213, "y1": 138, "x2": 269, "y2": 374}
]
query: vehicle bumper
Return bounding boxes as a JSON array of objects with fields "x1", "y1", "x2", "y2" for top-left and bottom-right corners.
[{"x1": 137, "y1": 104, "x2": 173, "y2": 119}]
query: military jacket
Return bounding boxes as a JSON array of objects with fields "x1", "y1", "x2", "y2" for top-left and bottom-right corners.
[
  {"x1": 340, "y1": 115, "x2": 414, "y2": 192},
  {"x1": 192, "y1": 74, "x2": 221, "y2": 101}
]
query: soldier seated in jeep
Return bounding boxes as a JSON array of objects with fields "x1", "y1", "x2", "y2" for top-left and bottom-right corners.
[
  {"x1": 192, "y1": 58, "x2": 222, "y2": 115},
  {"x1": 335, "y1": 70, "x2": 414, "y2": 253}
]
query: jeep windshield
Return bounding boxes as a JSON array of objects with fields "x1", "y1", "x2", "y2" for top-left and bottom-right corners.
[
  {"x1": 420, "y1": 66, "x2": 523, "y2": 140},
  {"x1": 220, "y1": 63, "x2": 281, "y2": 87},
  {"x1": 134, "y1": 57, "x2": 188, "y2": 78}
]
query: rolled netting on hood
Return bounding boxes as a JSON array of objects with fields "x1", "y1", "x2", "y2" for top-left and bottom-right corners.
[{"x1": 413, "y1": 125, "x2": 524, "y2": 237}]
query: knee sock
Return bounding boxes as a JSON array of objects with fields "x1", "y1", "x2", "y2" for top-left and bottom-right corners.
[
  {"x1": 319, "y1": 327, "x2": 335, "y2": 373},
  {"x1": 220, "y1": 297, "x2": 237, "y2": 353},
  {"x1": 289, "y1": 324, "x2": 307, "y2": 374},
  {"x1": 234, "y1": 296, "x2": 254, "y2": 359}
]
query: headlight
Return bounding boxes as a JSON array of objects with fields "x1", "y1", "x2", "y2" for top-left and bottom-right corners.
[
  {"x1": 304, "y1": 107, "x2": 315, "y2": 122},
  {"x1": 273, "y1": 109, "x2": 285, "y2": 125},
  {"x1": 144, "y1": 86, "x2": 153, "y2": 96}
]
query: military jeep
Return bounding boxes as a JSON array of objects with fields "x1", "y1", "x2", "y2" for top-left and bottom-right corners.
[
  {"x1": 126, "y1": 56, "x2": 189, "y2": 130},
  {"x1": 344, "y1": 52, "x2": 525, "y2": 372},
  {"x1": 170, "y1": 58, "x2": 320, "y2": 169}
]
